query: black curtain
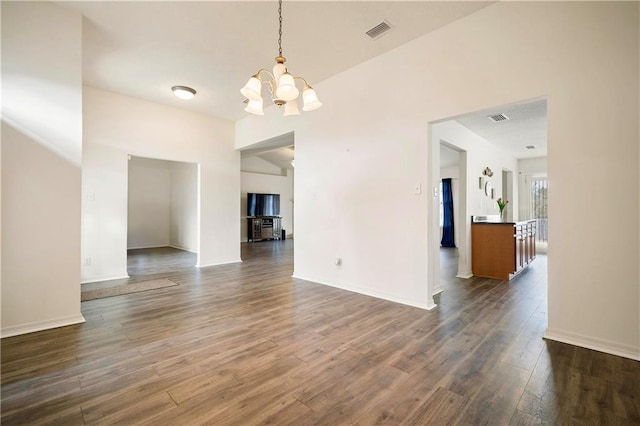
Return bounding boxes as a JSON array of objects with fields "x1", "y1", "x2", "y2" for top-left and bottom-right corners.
[{"x1": 441, "y1": 178, "x2": 455, "y2": 247}]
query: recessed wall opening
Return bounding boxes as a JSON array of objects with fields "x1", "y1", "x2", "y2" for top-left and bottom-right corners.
[{"x1": 127, "y1": 155, "x2": 199, "y2": 276}]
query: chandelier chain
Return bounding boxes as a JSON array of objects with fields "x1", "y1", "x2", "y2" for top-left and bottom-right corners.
[{"x1": 278, "y1": 0, "x2": 283, "y2": 57}]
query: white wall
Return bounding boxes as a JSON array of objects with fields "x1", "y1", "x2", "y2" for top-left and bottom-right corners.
[
  {"x1": 170, "y1": 161, "x2": 198, "y2": 252},
  {"x1": 128, "y1": 156, "x2": 171, "y2": 249},
  {"x1": 82, "y1": 143, "x2": 128, "y2": 282},
  {"x1": 435, "y1": 121, "x2": 518, "y2": 217},
  {"x1": 236, "y1": 2, "x2": 640, "y2": 359},
  {"x1": 82, "y1": 86, "x2": 238, "y2": 283},
  {"x1": 440, "y1": 166, "x2": 459, "y2": 180},
  {"x1": 240, "y1": 159, "x2": 294, "y2": 242},
  {"x1": 1, "y1": 2, "x2": 84, "y2": 336}
]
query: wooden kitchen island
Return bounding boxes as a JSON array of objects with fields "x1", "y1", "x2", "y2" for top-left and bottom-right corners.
[{"x1": 471, "y1": 217, "x2": 536, "y2": 280}]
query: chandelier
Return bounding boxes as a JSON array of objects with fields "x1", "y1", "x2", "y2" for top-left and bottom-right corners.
[{"x1": 240, "y1": 0, "x2": 322, "y2": 116}]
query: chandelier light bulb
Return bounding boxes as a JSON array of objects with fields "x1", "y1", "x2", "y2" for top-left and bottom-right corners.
[
  {"x1": 275, "y1": 73, "x2": 299, "y2": 102},
  {"x1": 244, "y1": 98, "x2": 264, "y2": 115},
  {"x1": 302, "y1": 86, "x2": 322, "y2": 111},
  {"x1": 240, "y1": 76, "x2": 262, "y2": 101},
  {"x1": 283, "y1": 100, "x2": 300, "y2": 117}
]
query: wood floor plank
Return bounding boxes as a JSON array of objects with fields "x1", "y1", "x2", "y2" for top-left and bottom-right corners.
[
  {"x1": 0, "y1": 376, "x2": 82, "y2": 419},
  {"x1": 82, "y1": 392, "x2": 176, "y2": 425},
  {"x1": 402, "y1": 386, "x2": 468, "y2": 425},
  {"x1": 3, "y1": 242, "x2": 639, "y2": 425},
  {"x1": 302, "y1": 361, "x2": 409, "y2": 425},
  {"x1": 1, "y1": 402, "x2": 84, "y2": 426}
]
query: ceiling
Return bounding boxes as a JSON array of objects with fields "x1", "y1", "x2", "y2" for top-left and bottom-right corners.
[
  {"x1": 240, "y1": 132, "x2": 296, "y2": 171},
  {"x1": 60, "y1": 1, "x2": 492, "y2": 121},
  {"x1": 440, "y1": 99, "x2": 547, "y2": 169},
  {"x1": 58, "y1": 1, "x2": 543, "y2": 168},
  {"x1": 455, "y1": 99, "x2": 547, "y2": 160}
]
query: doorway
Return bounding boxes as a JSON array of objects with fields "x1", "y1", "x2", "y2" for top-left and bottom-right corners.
[
  {"x1": 127, "y1": 155, "x2": 199, "y2": 276},
  {"x1": 438, "y1": 142, "x2": 468, "y2": 291},
  {"x1": 428, "y1": 98, "x2": 548, "y2": 302},
  {"x1": 238, "y1": 132, "x2": 295, "y2": 253}
]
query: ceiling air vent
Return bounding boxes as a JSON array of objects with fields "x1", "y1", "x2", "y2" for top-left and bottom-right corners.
[
  {"x1": 526, "y1": 145, "x2": 536, "y2": 150},
  {"x1": 488, "y1": 113, "x2": 509, "y2": 122},
  {"x1": 366, "y1": 20, "x2": 393, "y2": 39}
]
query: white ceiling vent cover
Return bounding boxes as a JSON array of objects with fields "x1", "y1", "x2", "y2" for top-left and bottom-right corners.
[
  {"x1": 488, "y1": 113, "x2": 510, "y2": 122},
  {"x1": 366, "y1": 21, "x2": 393, "y2": 39}
]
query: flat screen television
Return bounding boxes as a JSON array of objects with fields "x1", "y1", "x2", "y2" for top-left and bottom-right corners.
[{"x1": 247, "y1": 193, "x2": 280, "y2": 217}]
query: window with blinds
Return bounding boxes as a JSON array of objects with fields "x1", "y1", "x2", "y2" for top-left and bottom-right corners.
[{"x1": 530, "y1": 177, "x2": 548, "y2": 243}]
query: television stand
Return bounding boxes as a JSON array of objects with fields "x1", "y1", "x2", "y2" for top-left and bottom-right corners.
[{"x1": 247, "y1": 217, "x2": 282, "y2": 242}]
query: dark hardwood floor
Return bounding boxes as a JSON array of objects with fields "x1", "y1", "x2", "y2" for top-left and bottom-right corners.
[
  {"x1": 2, "y1": 241, "x2": 639, "y2": 425},
  {"x1": 128, "y1": 246, "x2": 197, "y2": 277},
  {"x1": 81, "y1": 247, "x2": 197, "y2": 293}
]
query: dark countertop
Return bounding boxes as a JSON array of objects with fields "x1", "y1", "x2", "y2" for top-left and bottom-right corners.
[{"x1": 471, "y1": 216, "x2": 535, "y2": 226}]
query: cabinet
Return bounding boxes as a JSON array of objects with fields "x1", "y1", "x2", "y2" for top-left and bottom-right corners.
[
  {"x1": 514, "y1": 221, "x2": 536, "y2": 274},
  {"x1": 471, "y1": 219, "x2": 536, "y2": 280},
  {"x1": 247, "y1": 217, "x2": 282, "y2": 242}
]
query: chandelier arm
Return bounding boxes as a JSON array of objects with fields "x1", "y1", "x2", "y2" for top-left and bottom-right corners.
[
  {"x1": 265, "y1": 80, "x2": 275, "y2": 96},
  {"x1": 256, "y1": 69, "x2": 277, "y2": 98},
  {"x1": 293, "y1": 76, "x2": 312, "y2": 88},
  {"x1": 254, "y1": 68, "x2": 276, "y2": 81}
]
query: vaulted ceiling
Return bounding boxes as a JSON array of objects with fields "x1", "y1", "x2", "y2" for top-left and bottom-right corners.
[
  {"x1": 60, "y1": 1, "x2": 492, "y2": 121},
  {"x1": 59, "y1": 1, "x2": 545, "y2": 163}
]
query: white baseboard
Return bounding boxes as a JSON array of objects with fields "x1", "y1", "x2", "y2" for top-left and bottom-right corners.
[
  {"x1": 127, "y1": 244, "x2": 168, "y2": 250},
  {"x1": 197, "y1": 258, "x2": 243, "y2": 268},
  {"x1": 1, "y1": 314, "x2": 86, "y2": 339},
  {"x1": 81, "y1": 274, "x2": 130, "y2": 284},
  {"x1": 292, "y1": 274, "x2": 436, "y2": 311},
  {"x1": 544, "y1": 328, "x2": 640, "y2": 361},
  {"x1": 456, "y1": 271, "x2": 473, "y2": 279},
  {"x1": 169, "y1": 245, "x2": 197, "y2": 253}
]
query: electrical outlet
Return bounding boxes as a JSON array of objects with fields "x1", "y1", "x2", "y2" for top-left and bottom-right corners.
[{"x1": 84, "y1": 257, "x2": 91, "y2": 266}]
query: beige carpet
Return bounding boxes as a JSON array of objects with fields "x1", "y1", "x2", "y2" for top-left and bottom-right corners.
[{"x1": 81, "y1": 278, "x2": 179, "y2": 301}]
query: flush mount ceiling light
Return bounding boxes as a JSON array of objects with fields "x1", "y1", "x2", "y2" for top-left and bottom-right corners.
[
  {"x1": 171, "y1": 86, "x2": 196, "y2": 100},
  {"x1": 240, "y1": 0, "x2": 322, "y2": 116}
]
